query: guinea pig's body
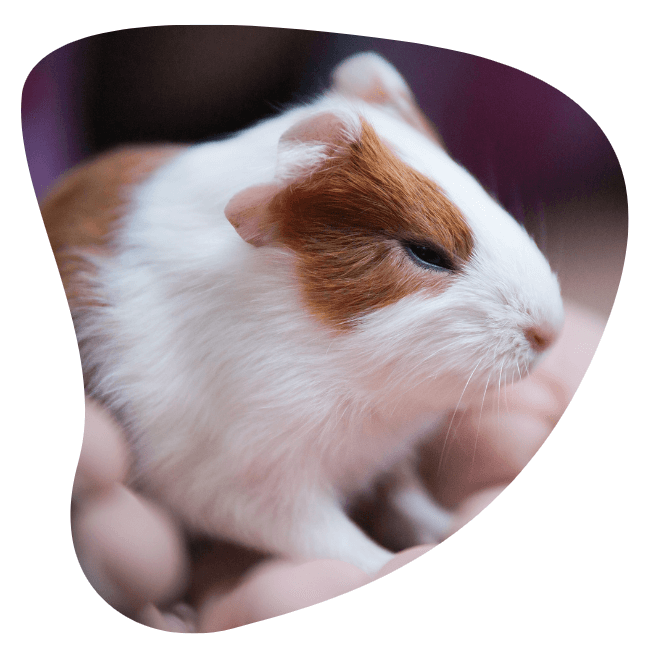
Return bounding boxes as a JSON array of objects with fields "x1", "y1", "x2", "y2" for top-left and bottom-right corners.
[{"x1": 44, "y1": 54, "x2": 563, "y2": 573}]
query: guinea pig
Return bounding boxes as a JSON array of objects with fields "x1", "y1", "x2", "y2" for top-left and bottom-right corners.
[{"x1": 42, "y1": 52, "x2": 564, "y2": 574}]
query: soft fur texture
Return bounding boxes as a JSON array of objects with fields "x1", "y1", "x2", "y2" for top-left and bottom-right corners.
[{"x1": 45, "y1": 53, "x2": 563, "y2": 574}]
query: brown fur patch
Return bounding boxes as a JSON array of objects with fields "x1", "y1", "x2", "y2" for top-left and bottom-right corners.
[
  {"x1": 40, "y1": 145, "x2": 185, "y2": 310},
  {"x1": 270, "y1": 119, "x2": 474, "y2": 328}
]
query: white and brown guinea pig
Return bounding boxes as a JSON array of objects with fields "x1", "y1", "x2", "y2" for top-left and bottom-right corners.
[{"x1": 43, "y1": 53, "x2": 563, "y2": 574}]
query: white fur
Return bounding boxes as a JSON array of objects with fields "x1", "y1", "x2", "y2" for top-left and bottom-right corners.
[{"x1": 75, "y1": 56, "x2": 563, "y2": 574}]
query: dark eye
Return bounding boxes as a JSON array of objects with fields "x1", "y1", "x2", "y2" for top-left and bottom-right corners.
[{"x1": 404, "y1": 242, "x2": 456, "y2": 271}]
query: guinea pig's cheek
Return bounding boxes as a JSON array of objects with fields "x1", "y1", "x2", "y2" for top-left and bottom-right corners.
[
  {"x1": 348, "y1": 294, "x2": 469, "y2": 397},
  {"x1": 292, "y1": 242, "x2": 452, "y2": 330}
]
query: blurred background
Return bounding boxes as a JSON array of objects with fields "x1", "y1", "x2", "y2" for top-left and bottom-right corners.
[{"x1": 21, "y1": 26, "x2": 627, "y2": 319}]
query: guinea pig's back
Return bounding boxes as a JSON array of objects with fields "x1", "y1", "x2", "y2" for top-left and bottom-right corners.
[{"x1": 41, "y1": 145, "x2": 187, "y2": 309}]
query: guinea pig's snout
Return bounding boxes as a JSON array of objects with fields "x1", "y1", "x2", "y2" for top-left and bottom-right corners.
[{"x1": 523, "y1": 324, "x2": 558, "y2": 354}]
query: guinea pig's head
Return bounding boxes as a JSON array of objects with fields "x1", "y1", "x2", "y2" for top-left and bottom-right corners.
[{"x1": 225, "y1": 110, "x2": 563, "y2": 410}]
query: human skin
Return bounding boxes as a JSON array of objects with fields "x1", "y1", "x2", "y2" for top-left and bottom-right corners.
[{"x1": 70, "y1": 300, "x2": 605, "y2": 632}]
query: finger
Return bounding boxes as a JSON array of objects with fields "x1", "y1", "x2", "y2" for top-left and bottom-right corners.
[
  {"x1": 73, "y1": 485, "x2": 188, "y2": 614},
  {"x1": 72, "y1": 399, "x2": 129, "y2": 500},
  {"x1": 371, "y1": 544, "x2": 437, "y2": 580},
  {"x1": 197, "y1": 558, "x2": 369, "y2": 632}
]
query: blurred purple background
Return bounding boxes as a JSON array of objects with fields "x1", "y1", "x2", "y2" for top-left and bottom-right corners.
[
  {"x1": 21, "y1": 27, "x2": 627, "y2": 316},
  {"x1": 22, "y1": 27, "x2": 625, "y2": 209}
]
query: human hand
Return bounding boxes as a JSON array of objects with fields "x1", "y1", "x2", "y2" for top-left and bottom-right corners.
[
  {"x1": 195, "y1": 544, "x2": 436, "y2": 632},
  {"x1": 71, "y1": 399, "x2": 193, "y2": 631},
  {"x1": 71, "y1": 301, "x2": 606, "y2": 632},
  {"x1": 192, "y1": 301, "x2": 607, "y2": 631},
  {"x1": 419, "y1": 300, "x2": 606, "y2": 532},
  {"x1": 70, "y1": 403, "x2": 430, "y2": 631}
]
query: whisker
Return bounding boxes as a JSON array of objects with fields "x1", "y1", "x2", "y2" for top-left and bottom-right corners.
[
  {"x1": 388, "y1": 340, "x2": 462, "y2": 391},
  {"x1": 470, "y1": 367, "x2": 493, "y2": 480},
  {"x1": 436, "y1": 357, "x2": 483, "y2": 477}
]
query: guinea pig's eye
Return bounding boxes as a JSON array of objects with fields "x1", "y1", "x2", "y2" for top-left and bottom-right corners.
[{"x1": 404, "y1": 242, "x2": 456, "y2": 272}]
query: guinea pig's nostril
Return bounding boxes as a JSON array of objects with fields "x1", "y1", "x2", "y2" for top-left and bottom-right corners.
[{"x1": 524, "y1": 325, "x2": 556, "y2": 353}]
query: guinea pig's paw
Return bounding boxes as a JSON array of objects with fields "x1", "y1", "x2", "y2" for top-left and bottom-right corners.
[
  {"x1": 350, "y1": 546, "x2": 396, "y2": 576},
  {"x1": 411, "y1": 511, "x2": 454, "y2": 545},
  {"x1": 393, "y1": 489, "x2": 454, "y2": 545}
]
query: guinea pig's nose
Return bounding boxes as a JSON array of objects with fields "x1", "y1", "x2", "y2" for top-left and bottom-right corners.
[{"x1": 524, "y1": 325, "x2": 557, "y2": 353}]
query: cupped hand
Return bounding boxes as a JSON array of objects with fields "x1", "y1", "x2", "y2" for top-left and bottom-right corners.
[
  {"x1": 420, "y1": 300, "x2": 605, "y2": 532},
  {"x1": 71, "y1": 399, "x2": 192, "y2": 631},
  {"x1": 71, "y1": 300, "x2": 605, "y2": 632}
]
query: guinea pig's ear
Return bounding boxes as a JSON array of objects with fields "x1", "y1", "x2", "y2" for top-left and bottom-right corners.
[
  {"x1": 331, "y1": 52, "x2": 445, "y2": 148},
  {"x1": 279, "y1": 110, "x2": 358, "y2": 147},
  {"x1": 226, "y1": 111, "x2": 358, "y2": 247},
  {"x1": 224, "y1": 183, "x2": 280, "y2": 247}
]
